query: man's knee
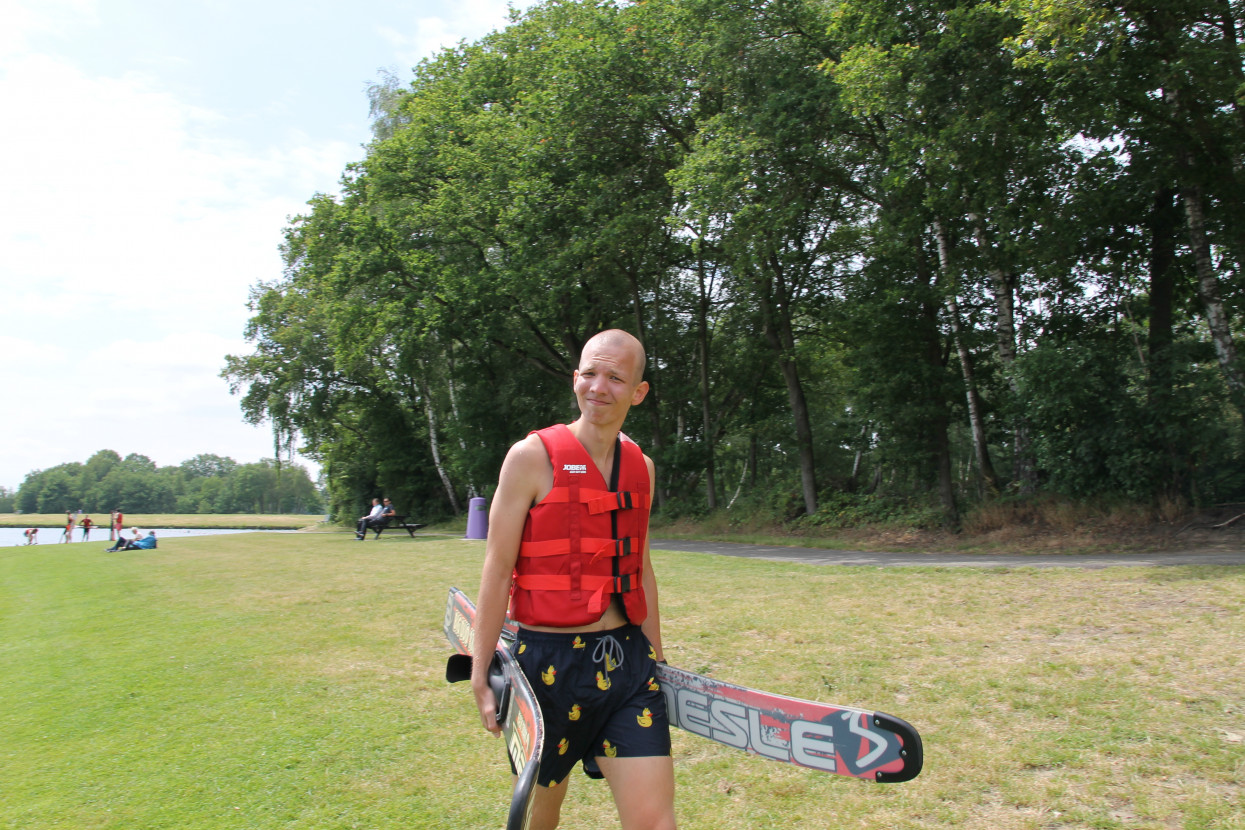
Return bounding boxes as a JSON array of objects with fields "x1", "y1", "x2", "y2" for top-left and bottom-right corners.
[{"x1": 598, "y1": 755, "x2": 676, "y2": 830}]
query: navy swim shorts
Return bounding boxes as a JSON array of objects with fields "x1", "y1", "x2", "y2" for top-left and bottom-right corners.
[{"x1": 513, "y1": 624, "x2": 671, "y2": 787}]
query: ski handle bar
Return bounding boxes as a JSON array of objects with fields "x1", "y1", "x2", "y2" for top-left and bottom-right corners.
[{"x1": 446, "y1": 652, "x2": 510, "y2": 725}]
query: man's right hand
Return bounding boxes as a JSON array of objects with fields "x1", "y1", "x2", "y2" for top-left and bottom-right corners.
[{"x1": 472, "y1": 677, "x2": 502, "y2": 735}]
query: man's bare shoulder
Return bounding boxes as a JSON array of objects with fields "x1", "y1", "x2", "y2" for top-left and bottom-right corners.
[
  {"x1": 495, "y1": 432, "x2": 553, "y2": 503},
  {"x1": 504, "y1": 432, "x2": 549, "y2": 469}
]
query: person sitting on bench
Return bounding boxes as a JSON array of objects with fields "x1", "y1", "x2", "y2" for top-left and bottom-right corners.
[
  {"x1": 358, "y1": 498, "x2": 399, "y2": 540},
  {"x1": 356, "y1": 498, "x2": 391, "y2": 539}
]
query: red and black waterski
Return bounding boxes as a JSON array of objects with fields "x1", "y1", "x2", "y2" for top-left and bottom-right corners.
[
  {"x1": 444, "y1": 588, "x2": 544, "y2": 830},
  {"x1": 656, "y1": 662, "x2": 921, "y2": 782},
  {"x1": 445, "y1": 587, "x2": 922, "y2": 825}
]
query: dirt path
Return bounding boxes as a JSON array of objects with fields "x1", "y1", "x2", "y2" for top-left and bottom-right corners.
[{"x1": 651, "y1": 538, "x2": 1245, "y2": 567}]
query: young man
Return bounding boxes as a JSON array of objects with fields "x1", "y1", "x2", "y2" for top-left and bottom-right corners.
[
  {"x1": 471, "y1": 329, "x2": 676, "y2": 830},
  {"x1": 355, "y1": 498, "x2": 385, "y2": 539}
]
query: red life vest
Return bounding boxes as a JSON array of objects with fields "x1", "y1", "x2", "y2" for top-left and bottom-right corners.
[{"x1": 510, "y1": 424, "x2": 652, "y2": 627}]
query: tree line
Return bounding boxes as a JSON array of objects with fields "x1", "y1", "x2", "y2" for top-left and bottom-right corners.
[
  {"x1": 224, "y1": 0, "x2": 1245, "y2": 527},
  {"x1": 13, "y1": 451, "x2": 323, "y2": 515}
]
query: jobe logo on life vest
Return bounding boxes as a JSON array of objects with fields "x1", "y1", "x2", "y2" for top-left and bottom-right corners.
[
  {"x1": 562, "y1": 464, "x2": 588, "y2": 474},
  {"x1": 661, "y1": 684, "x2": 892, "y2": 774}
]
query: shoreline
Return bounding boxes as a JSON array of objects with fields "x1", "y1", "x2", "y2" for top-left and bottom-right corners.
[{"x1": 0, "y1": 513, "x2": 326, "y2": 531}]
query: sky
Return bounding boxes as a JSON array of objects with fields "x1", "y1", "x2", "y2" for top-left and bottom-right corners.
[{"x1": 0, "y1": 0, "x2": 534, "y2": 491}]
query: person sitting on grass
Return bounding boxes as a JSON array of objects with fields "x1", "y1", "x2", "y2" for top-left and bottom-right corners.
[{"x1": 105, "y1": 528, "x2": 155, "y2": 552}]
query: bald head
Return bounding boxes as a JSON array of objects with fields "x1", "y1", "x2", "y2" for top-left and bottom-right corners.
[{"x1": 581, "y1": 329, "x2": 646, "y2": 383}]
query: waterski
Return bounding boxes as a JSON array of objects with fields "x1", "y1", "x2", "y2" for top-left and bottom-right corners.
[
  {"x1": 444, "y1": 588, "x2": 544, "y2": 830},
  {"x1": 444, "y1": 587, "x2": 922, "y2": 787},
  {"x1": 657, "y1": 663, "x2": 921, "y2": 782}
]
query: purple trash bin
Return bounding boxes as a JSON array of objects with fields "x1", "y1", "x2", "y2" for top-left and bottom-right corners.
[{"x1": 465, "y1": 497, "x2": 488, "y2": 539}]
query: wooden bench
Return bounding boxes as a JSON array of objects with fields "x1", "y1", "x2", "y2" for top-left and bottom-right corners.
[{"x1": 369, "y1": 514, "x2": 426, "y2": 539}]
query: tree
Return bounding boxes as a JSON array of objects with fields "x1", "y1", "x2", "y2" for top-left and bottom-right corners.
[
  {"x1": 36, "y1": 467, "x2": 78, "y2": 514},
  {"x1": 1009, "y1": 0, "x2": 1245, "y2": 418},
  {"x1": 180, "y1": 454, "x2": 238, "y2": 479}
]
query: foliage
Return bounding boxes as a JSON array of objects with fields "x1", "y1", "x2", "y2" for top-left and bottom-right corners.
[
  {"x1": 226, "y1": 0, "x2": 1245, "y2": 525},
  {"x1": 14, "y1": 450, "x2": 322, "y2": 515}
]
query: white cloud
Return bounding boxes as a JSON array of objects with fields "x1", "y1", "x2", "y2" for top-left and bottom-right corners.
[
  {"x1": 379, "y1": 0, "x2": 523, "y2": 67},
  {"x1": 0, "y1": 0, "x2": 98, "y2": 54},
  {"x1": 0, "y1": 34, "x2": 344, "y2": 487},
  {"x1": 0, "y1": 52, "x2": 354, "y2": 317}
]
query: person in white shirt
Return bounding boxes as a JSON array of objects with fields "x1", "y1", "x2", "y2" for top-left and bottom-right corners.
[{"x1": 356, "y1": 498, "x2": 386, "y2": 539}]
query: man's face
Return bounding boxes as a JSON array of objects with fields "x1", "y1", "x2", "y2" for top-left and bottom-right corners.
[{"x1": 572, "y1": 339, "x2": 649, "y2": 427}]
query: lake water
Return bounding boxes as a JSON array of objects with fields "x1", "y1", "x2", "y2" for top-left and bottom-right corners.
[{"x1": 1, "y1": 527, "x2": 276, "y2": 547}]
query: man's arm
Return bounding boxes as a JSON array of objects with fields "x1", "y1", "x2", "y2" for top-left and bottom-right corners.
[
  {"x1": 639, "y1": 454, "x2": 665, "y2": 662},
  {"x1": 471, "y1": 434, "x2": 546, "y2": 734}
]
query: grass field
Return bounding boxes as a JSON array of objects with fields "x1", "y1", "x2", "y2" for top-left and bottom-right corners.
[{"x1": 2, "y1": 531, "x2": 1242, "y2": 829}]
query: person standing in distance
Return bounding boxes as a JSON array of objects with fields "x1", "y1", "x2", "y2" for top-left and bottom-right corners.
[{"x1": 471, "y1": 329, "x2": 676, "y2": 830}]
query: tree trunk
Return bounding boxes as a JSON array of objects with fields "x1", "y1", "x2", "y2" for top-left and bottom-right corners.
[
  {"x1": 441, "y1": 348, "x2": 479, "y2": 499},
  {"x1": 629, "y1": 275, "x2": 666, "y2": 509},
  {"x1": 848, "y1": 424, "x2": 868, "y2": 492},
  {"x1": 1147, "y1": 187, "x2": 1179, "y2": 386},
  {"x1": 935, "y1": 220, "x2": 1000, "y2": 494},
  {"x1": 1182, "y1": 181, "x2": 1245, "y2": 416},
  {"x1": 920, "y1": 288, "x2": 959, "y2": 526},
  {"x1": 1147, "y1": 186, "x2": 1183, "y2": 497},
  {"x1": 416, "y1": 367, "x2": 461, "y2": 516},
  {"x1": 755, "y1": 262, "x2": 818, "y2": 515},
  {"x1": 970, "y1": 216, "x2": 1035, "y2": 493},
  {"x1": 696, "y1": 258, "x2": 717, "y2": 510},
  {"x1": 726, "y1": 446, "x2": 750, "y2": 510}
]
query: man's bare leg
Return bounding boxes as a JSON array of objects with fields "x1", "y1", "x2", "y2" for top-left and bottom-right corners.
[
  {"x1": 597, "y1": 755, "x2": 677, "y2": 830},
  {"x1": 526, "y1": 775, "x2": 570, "y2": 830}
]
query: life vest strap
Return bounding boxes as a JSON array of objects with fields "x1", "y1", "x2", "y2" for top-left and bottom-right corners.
[
  {"x1": 519, "y1": 536, "x2": 639, "y2": 561},
  {"x1": 540, "y1": 486, "x2": 651, "y2": 514},
  {"x1": 514, "y1": 572, "x2": 638, "y2": 617},
  {"x1": 586, "y1": 491, "x2": 651, "y2": 515}
]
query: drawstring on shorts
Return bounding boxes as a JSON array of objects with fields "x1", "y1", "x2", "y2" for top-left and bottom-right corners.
[{"x1": 592, "y1": 634, "x2": 624, "y2": 675}]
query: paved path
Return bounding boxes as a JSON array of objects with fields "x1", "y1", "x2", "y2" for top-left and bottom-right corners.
[{"x1": 650, "y1": 538, "x2": 1245, "y2": 568}]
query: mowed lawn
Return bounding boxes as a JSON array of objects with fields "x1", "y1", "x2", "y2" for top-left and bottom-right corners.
[{"x1": 2, "y1": 531, "x2": 1242, "y2": 830}]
